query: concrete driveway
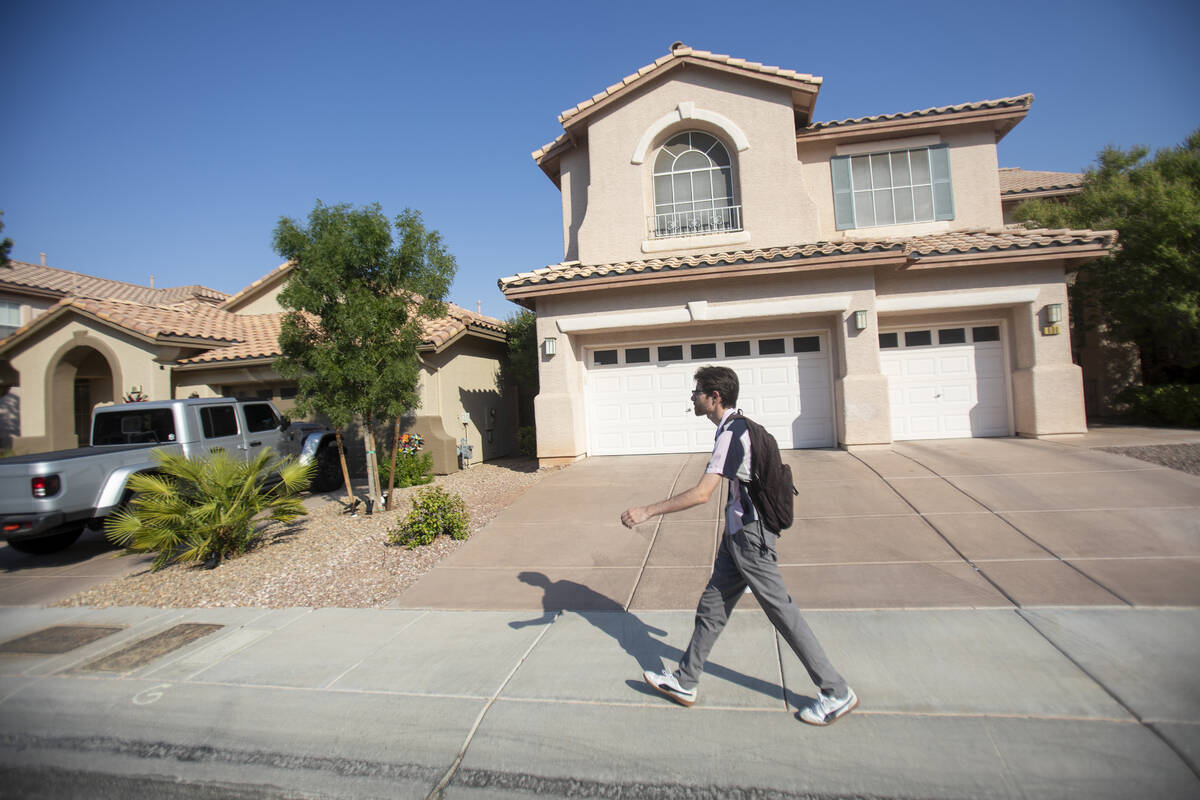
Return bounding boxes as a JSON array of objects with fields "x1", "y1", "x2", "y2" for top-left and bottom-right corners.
[{"x1": 395, "y1": 434, "x2": 1200, "y2": 611}]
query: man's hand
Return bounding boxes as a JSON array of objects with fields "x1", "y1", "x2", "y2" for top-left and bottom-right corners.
[
  {"x1": 620, "y1": 473, "x2": 721, "y2": 529},
  {"x1": 621, "y1": 506, "x2": 651, "y2": 528}
]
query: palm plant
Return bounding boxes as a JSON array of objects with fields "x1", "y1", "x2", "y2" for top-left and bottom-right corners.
[{"x1": 105, "y1": 448, "x2": 314, "y2": 571}]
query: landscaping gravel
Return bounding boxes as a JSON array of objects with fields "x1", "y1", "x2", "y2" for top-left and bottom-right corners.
[
  {"x1": 56, "y1": 458, "x2": 553, "y2": 609},
  {"x1": 1098, "y1": 442, "x2": 1200, "y2": 476}
]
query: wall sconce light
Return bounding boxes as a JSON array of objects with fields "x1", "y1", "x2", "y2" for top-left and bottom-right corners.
[
  {"x1": 853, "y1": 310, "x2": 869, "y2": 331},
  {"x1": 542, "y1": 337, "x2": 557, "y2": 356},
  {"x1": 1046, "y1": 303, "x2": 1063, "y2": 324}
]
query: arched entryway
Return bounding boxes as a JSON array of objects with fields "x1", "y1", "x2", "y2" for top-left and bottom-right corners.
[{"x1": 50, "y1": 346, "x2": 116, "y2": 448}]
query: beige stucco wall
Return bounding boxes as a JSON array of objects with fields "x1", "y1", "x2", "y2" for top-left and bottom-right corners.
[
  {"x1": 567, "y1": 70, "x2": 820, "y2": 266},
  {"x1": 558, "y1": 70, "x2": 1009, "y2": 268},
  {"x1": 796, "y1": 126, "x2": 1005, "y2": 241},
  {"x1": 415, "y1": 338, "x2": 511, "y2": 471},
  {"x1": 228, "y1": 290, "x2": 285, "y2": 315},
  {"x1": 6, "y1": 316, "x2": 175, "y2": 451}
]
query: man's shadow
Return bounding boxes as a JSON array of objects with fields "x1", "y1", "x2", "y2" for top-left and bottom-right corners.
[{"x1": 509, "y1": 571, "x2": 789, "y2": 704}]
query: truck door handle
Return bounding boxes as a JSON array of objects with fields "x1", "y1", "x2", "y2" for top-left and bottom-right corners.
[{"x1": 249, "y1": 441, "x2": 262, "y2": 447}]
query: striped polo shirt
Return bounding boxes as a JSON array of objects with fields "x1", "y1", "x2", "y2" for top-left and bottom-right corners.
[{"x1": 706, "y1": 409, "x2": 757, "y2": 534}]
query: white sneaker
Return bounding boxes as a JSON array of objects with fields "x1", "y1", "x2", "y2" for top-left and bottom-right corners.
[
  {"x1": 643, "y1": 669, "x2": 697, "y2": 707},
  {"x1": 799, "y1": 687, "x2": 858, "y2": 726}
]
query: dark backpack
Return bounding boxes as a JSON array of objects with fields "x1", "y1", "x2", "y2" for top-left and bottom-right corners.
[{"x1": 731, "y1": 412, "x2": 799, "y2": 534}]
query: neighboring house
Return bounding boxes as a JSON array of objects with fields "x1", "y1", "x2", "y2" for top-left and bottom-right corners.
[
  {"x1": 499, "y1": 43, "x2": 1116, "y2": 462},
  {"x1": 0, "y1": 260, "x2": 511, "y2": 472},
  {"x1": 998, "y1": 168, "x2": 1083, "y2": 224}
]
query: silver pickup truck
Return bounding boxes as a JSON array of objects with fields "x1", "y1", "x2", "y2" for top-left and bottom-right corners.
[{"x1": 0, "y1": 397, "x2": 342, "y2": 555}]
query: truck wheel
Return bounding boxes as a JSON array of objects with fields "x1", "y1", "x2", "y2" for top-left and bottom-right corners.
[
  {"x1": 7, "y1": 527, "x2": 85, "y2": 555},
  {"x1": 310, "y1": 444, "x2": 344, "y2": 493}
]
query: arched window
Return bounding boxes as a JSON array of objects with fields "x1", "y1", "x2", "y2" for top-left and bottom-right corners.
[{"x1": 651, "y1": 132, "x2": 740, "y2": 238}]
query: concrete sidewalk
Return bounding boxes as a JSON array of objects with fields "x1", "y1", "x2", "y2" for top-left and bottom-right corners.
[
  {"x1": 1, "y1": 431, "x2": 1199, "y2": 797},
  {"x1": 0, "y1": 603, "x2": 1197, "y2": 798}
]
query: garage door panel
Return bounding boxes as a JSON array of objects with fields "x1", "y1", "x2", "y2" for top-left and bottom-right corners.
[
  {"x1": 760, "y1": 366, "x2": 791, "y2": 385},
  {"x1": 660, "y1": 372, "x2": 689, "y2": 390},
  {"x1": 628, "y1": 403, "x2": 654, "y2": 421},
  {"x1": 942, "y1": 385, "x2": 972, "y2": 403},
  {"x1": 761, "y1": 395, "x2": 792, "y2": 414},
  {"x1": 881, "y1": 329, "x2": 1011, "y2": 441},
  {"x1": 939, "y1": 355, "x2": 971, "y2": 376},
  {"x1": 975, "y1": 351, "x2": 1005, "y2": 378},
  {"x1": 586, "y1": 337, "x2": 834, "y2": 455},
  {"x1": 905, "y1": 358, "x2": 936, "y2": 376},
  {"x1": 626, "y1": 374, "x2": 653, "y2": 392}
]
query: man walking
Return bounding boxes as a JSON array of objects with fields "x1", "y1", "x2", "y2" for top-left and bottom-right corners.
[{"x1": 620, "y1": 366, "x2": 857, "y2": 726}]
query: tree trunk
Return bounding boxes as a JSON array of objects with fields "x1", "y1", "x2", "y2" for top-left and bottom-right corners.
[
  {"x1": 335, "y1": 431, "x2": 353, "y2": 509},
  {"x1": 385, "y1": 413, "x2": 401, "y2": 510},
  {"x1": 364, "y1": 414, "x2": 380, "y2": 513}
]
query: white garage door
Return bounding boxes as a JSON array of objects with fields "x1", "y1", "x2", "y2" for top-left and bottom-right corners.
[
  {"x1": 585, "y1": 333, "x2": 834, "y2": 455},
  {"x1": 880, "y1": 324, "x2": 1010, "y2": 440}
]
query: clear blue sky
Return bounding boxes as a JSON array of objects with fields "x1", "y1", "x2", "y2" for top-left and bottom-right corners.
[{"x1": 3, "y1": 0, "x2": 1198, "y2": 319}]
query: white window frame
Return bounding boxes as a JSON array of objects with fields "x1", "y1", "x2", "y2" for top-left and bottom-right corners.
[
  {"x1": 650, "y1": 131, "x2": 741, "y2": 239},
  {"x1": 832, "y1": 144, "x2": 953, "y2": 230}
]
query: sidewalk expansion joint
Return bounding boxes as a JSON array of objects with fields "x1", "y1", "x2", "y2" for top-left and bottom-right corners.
[
  {"x1": 424, "y1": 608, "x2": 561, "y2": 800},
  {"x1": 625, "y1": 456, "x2": 692, "y2": 612},
  {"x1": 1015, "y1": 608, "x2": 1200, "y2": 781},
  {"x1": 858, "y1": 450, "x2": 1136, "y2": 607}
]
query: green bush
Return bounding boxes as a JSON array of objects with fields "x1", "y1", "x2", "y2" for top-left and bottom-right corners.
[
  {"x1": 517, "y1": 426, "x2": 537, "y2": 458},
  {"x1": 1116, "y1": 384, "x2": 1200, "y2": 428},
  {"x1": 380, "y1": 450, "x2": 434, "y2": 488},
  {"x1": 387, "y1": 486, "x2": 470, "y2": 549},
  {"x1": 105, "y1": 448, "x2": 313, "y2": 570}
]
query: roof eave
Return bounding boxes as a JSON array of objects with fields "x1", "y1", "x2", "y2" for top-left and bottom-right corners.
[
  {"x1": 418, "y1": 322, "x2": 508, "y2": 355},
  {"x1": 0, "y1": 282, "x2": 66, "y2": 301},
  {"x1": 172, "y1": 355, "x2": 278, "y2": 371},
  {"x1": 902, "y1": 242, "x2": 1113, "y2": 271},
  {"x1": 1001, "y1": 186, "x2": 1084, "y2": 201},
  {"x1": 798, "y1": 104, "x2": 1030, "y2": 144},
  {"x1": 559, "y1": 56, "x2": 821, "y2": 135},
  {"x1": 501, "y1": 250, "x2": 907, "y2": 302}
]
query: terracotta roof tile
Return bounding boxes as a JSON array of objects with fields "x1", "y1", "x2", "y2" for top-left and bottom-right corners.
[
  {"x1": 498, "y1": 228, "x2": 1116, "y2": 292},
  {"x1": 64, "y1": 297, "x2": 247, "y2": 342},
  {"x1": 177, "y1": 303, "x2": 506, "y2": 365},
  {"x1": 805, "y1": 94, "x2": 1033, "y2": 133},
  {"x1": 177, "y1": 313, "x2": 288, "y2": 364},
  {"x1": 555, "y1": 44, "x2": 821, "y2": 126},
  {"x1": 998, "y1": 167, "x2": 1083, "y2": 195},
  {"x1": 0, "y1": 261, "x2": 229, "y2": 305}
]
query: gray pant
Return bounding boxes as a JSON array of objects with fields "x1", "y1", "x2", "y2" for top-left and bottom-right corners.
[{"x1": 675, "y1": 521, "x2": 848, "y2": 696}]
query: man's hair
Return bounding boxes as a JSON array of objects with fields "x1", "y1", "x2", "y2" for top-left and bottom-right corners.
[{"x1": 694, "y1": 365, "x2": 739, "y2": 408}]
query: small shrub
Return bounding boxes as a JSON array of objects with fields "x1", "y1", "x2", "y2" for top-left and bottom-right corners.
[
  {"x1": 1116, "y1": 384, "x2": 1200, "y2": 428},
  {"x1": 518, "y1": 426, "x2": 537, "y2": 458},
  {"x1": 380, "y1": 433, "x2": 434, "y2": 488},
  {"x1": 388, "y1": 486, "x2": 470, "y2": 549}
]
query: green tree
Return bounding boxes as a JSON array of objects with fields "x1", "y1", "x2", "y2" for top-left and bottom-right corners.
[
  {"x1": 1013, "y1": 130, "x2": 1200, "y2": 385},
  {"x1": 502, "y1": 309, "x2": 539, "y2": 456},
  {"x1": 105, "y1": 448, "x2": 313, "y2": 570},
  {"x1": 272, "y1": 202, "x2": 456, "y2": 507},
  {"x1": 0, "y1": 211, "x2": 13, "y2": 269}
]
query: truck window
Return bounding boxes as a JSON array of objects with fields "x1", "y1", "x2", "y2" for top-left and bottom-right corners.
[
  {"x1": 93, "y1": 409, "x2": 177, "y2": 445},
  {"x1": 242, "y1": 403, "x2": 278, "y2": 433},
  {"x1": 200, "y1": 406, "x2": 239, "y2": 439}
]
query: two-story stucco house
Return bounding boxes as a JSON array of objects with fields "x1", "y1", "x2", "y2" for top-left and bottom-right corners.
[{"x1": 500, "y1": 43, "x2": 1116, "y2": 462}]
